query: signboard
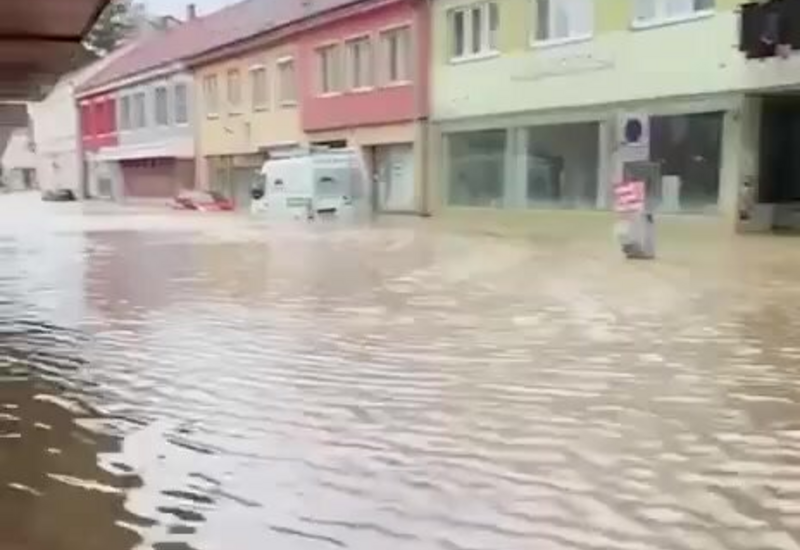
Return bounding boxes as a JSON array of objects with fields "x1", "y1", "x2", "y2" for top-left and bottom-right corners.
[{"x1": 614, "y1": 180, "x2": 645, "y2": 213}]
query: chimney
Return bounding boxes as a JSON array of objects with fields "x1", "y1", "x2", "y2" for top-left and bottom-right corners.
[{"x1": 186, "y1": 3, "x2": 197, "y2": 20}]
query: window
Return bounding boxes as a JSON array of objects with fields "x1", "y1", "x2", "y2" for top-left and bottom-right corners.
[
  {"x1": 277, "y1": 58, "x2": 296, "y2": 106},
  {"x1": 81, "y1": 103, "x2": 92, "y2": 136},
  {"x1": 133, "y1": 92, "x2": 146, "y2": 128},
  {"x1": 448, "y1": 130, "x2": 507, "y2": 207},
  {"x1": 249, "y1": 66, "x2": 269, "y2": 110},
  {"x1": 93, "y1": 102, "x2": 104, "y2": 134},
  {"x1": 317, "y1": 44, "x2": 342, "y2": 94},
  {"x1": 154, "y1": 86, "x2": 169, "y2": 126},
  {"x1": 119, "y1": 96, "x2": 131, "y2": 131},
  {"x1": 203, "y1": 74, "x2": 219, "y2": 116},
  {"x1": 648, "y1": 112, "x2": 722, "y2": 213},
  {"x1": 380, "y1": 27, "x2": 412, "y2": 84},
  {"x1": 534, "y1": 0, "x2": 593, "y2": 42},
  {"x1": 449, "y1": 2, "x2": 498, "y2": 60},
  {"x1": 174, "y1": 83, "x2": 189, "y2": 124},
  {"x1": 346, "y1": 36, "x2": 373, "y2": 89},
  {"x1": 227, "y1": 69, "x2": 242, "y2": 112},
  {"x1": 633, "y1": 0, "x2": 714, "y2": 26},
  {"x1": 525, "y1": 123, "x2": 600, "y2": 209}
]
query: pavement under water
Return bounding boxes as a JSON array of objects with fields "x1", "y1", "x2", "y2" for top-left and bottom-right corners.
[{"x1": 2, "y1": 193, "x2": 800, "y2": 550}]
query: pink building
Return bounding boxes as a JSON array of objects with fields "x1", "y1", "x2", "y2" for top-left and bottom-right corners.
[
  {"x1": 79, "y1": 93, "x2": 118, "y2": 152},
  {"x1": 297, "y1": 0, "x2": 430, "y2": 214}
]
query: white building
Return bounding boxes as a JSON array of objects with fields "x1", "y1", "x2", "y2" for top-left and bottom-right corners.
[
  {"x1": 28, "y1": 39, "x2": 153, "y2": 196},
  {"x1": 0, "y1": 127, "x2": 36, "y2": 191}
]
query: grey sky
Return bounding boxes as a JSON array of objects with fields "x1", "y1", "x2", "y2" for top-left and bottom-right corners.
[{"x1": 143, "y1": 0, "x2": 238, "y2": 18}]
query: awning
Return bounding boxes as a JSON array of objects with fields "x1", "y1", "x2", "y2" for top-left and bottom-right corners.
[
  {"x1": 91, "y1": 139, "x2": 194, "y2": 162},
  {"x1": 0, "y1": 0, "x2": 110, "y2": 100}
]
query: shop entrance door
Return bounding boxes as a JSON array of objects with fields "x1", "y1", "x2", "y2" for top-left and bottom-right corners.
[{"x1": 374, "y1": 144, "x2": 415, "y2": 213}]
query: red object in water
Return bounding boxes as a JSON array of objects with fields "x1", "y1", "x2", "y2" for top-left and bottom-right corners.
[
  {"x1": 171, "y1": 190, "x2": 234, "y2": 212},
  {"x1": 614, "y1": 180, "x2": 645, "y2": 213}
]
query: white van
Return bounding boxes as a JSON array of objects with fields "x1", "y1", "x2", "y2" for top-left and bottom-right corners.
[{"x1": 250, "y1": 148, "x2": 368, "y2": 221}]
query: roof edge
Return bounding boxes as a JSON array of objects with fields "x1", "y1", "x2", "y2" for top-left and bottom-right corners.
[
  {"x1": 188, "y1": 0, "x2": 407, "y2": 68},
  {"x1": 76, "y1": 61, "x2": 187, "y2": 97}
]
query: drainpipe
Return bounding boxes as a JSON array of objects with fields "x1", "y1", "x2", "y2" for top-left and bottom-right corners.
[{"x1": 414, "y1": 0, "x2": 432, "y2": 216}]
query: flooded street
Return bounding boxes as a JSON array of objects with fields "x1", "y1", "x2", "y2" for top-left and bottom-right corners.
[{"x1": 3, "y1": 193, "x2": 800, "y2": 550}]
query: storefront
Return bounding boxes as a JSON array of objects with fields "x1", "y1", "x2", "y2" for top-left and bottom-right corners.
[
  {"x1": 207, "y1": 154, "x2": 265, "y2": 210},
  {"x1": 120, "y1": 158, "x2": 194, "y2": 198},
  {"x1": 308, "y1": 122, "x2": 424, "y2": 215},
  {"x1": 439, "y1": 97, "x2": 738, "y2": 218}
]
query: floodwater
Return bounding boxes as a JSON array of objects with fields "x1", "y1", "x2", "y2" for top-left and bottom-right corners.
[{"x1": 3, "y1": 193, "x2": 800, "y2": 550}]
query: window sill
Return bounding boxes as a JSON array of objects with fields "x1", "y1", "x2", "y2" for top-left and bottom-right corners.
[
  {"x1": 449, "y1": 50, "x2": 500, "y2": 65},
  {"x1": 348, "y1": 86, "x2": 375, "y2": 94},
  {"x1": 206, "y1": 113, "x2": 220, "y2": 119},
  {"x1": 631, "y1": 10, "x2": 713, "y2": 31},
  {"x1": 530, "y1": 34, "x2": 593, "y2": 50},
  {"x1": 279, "y1": 101, "x2": 298, "y2": 109},
  {"x1": 253, "y1": 105, "x2": 270, "y2": 112},
  {"x1": 318, "y1": 91, "x2": 343, "y2": 98},
  {"x1": 382, "y1": 80, "x2": 412, "y2": 88},
  {"x1": 228, "y1": 110, "x2": 243, "y2": 117}
]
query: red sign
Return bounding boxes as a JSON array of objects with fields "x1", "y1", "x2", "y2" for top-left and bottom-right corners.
[{"x1": 614, "y1": 180, "x2": 645, "y2": 213}]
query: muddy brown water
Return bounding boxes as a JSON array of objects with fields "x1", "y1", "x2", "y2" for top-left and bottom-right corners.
[{"x1": 3, "y1": 196, "x2": 800, "y2": 550}]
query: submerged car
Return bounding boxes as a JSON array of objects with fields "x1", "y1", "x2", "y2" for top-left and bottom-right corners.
[
  {"x1": 171, "y1": 190, "x2": 234, "y2": 212},
  {"x1": 41, "y1": 189, "x2": 77, "y2": 202}
]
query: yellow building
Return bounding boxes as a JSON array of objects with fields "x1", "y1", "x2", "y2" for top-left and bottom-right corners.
[{"x1": 192, "y1": 40, "x2": 302, "y2": 207}]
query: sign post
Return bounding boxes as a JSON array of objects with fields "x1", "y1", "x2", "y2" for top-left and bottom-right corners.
[{"x1": 614, "y1": 180, "x2": 655, "y2": 259}]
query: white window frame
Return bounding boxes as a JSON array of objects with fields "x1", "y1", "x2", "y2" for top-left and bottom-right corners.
[
  {"x1": 448, "y1": 2, "x2": 499, "y2": 62},
  {"x1": 249, "y1": 64, "x2": 269, "y2": 111},
  {"x1": 631, "y1": 0, "x2": 714, "y2": 29},
  {"x1": 154, "y1": 85, "x2": 170, "y2": 127},
  {"x1": 133, "y1": 91, "x2": 147, "y2": 128},
  {"x1": 531, "y1": 0, "x2": 593, "y2": 46},
  {"x1": 119, "y1": 95, "x2": 131, "y2": 131},
  {"x1": 345, "y1": 35, "x2": 374, "y2": 91},
  {"x1": 227, "y1": 68, "x2": 242, "y2": 114},
  {"x1": 379, "y1": 25, "x2": 412, "y2": 86},
  {"x1": 203, "y1": 74, "x2": 219, "y2": 118},
  {"x1": 316, "y1": 43, "x2": 342, "y2": 96},
  {"x1": 276, "y1": 57, "x2": 297, "y2": 107},
  {"x1": 174, "y1": 82, "x2": 189, "y2": 126}
]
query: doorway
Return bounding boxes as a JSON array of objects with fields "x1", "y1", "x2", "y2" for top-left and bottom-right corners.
[
  {"x1": 373, "y1": 144, "x2": 415, "y2": 213},
  {"x1": 760, "y1": 96, "x2": 800, "y2": 204}
]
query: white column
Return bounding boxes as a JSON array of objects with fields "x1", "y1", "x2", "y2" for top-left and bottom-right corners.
[
  {"x1": 505, "y1": 127, "x2": 528, "y2": 209},
  {"x1": 596, "y1": 119, "x2": 612, "y2": 209}
]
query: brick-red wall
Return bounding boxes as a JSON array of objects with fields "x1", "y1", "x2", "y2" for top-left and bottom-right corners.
[{"x1": 80, "y1": 94, "x2": 118, "y2": 152}]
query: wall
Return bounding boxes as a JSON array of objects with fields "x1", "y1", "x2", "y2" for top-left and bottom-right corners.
[
  {"x1": 116, "y1": 72, "x2": 195, "y2": 149},
  {"x1": 195, "y1": 42, "x2": 304, "y2": 157},
  {"x1": 298, "y1": 0, "x2": 426, "y2": 132},
  {"x1": 29, "y1": 80, "x2": 80, "y2": 192},
  {"x1": 432, "y1": 0, "x2": 748, "y2": 121},
  {"x1": 79, "y1": 93, "x2": 117, "y2": 152}
]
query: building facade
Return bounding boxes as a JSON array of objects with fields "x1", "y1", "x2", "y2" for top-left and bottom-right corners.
[
  {"x1": 297, "y1": 0, "x2": 430, "y2": 213},
  {"x1": 80, "y1": 71, "x2": 195, "y2": 200},
  {"x1": 429, "y1": 0, "x2": 751, "y2": 224},
  {"x1": 0, "y1": 127, "x2": 36, "y2": 191},
  {"x1": 194, "y1": 41, "x2": 303, "y2": 209},
  {"x1": 192, "y1": 0, "x2": 431, "y2": 214}
]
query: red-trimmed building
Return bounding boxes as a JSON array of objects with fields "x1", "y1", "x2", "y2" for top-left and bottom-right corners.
[{"x1": 296, "y1": 0, "x2": 430, "y2": 213}]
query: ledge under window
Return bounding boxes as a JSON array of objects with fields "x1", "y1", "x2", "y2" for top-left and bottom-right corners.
[
  {"x1": 449, "y1": 50, "x2": 500, "y2": 65},
  {"x1": 530, "y1": 34, "x2": 593, "y2": 50},
  {"x1": 631, "y1": 9, "x2": 714, "y2": 31}
]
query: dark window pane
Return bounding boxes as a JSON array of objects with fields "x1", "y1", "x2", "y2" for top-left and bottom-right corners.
[{"x1": 448, "y1": 130, "x2": 506, "y2": 207}]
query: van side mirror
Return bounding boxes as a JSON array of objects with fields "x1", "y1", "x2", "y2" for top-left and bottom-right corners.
[{"x1": 251, "y1": 183, "x2": 265, "y2": 200}]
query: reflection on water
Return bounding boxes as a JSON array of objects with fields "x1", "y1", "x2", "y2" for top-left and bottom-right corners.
[{"x1": 3, "y1": 197, "x2": 800, "y2": 550}]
